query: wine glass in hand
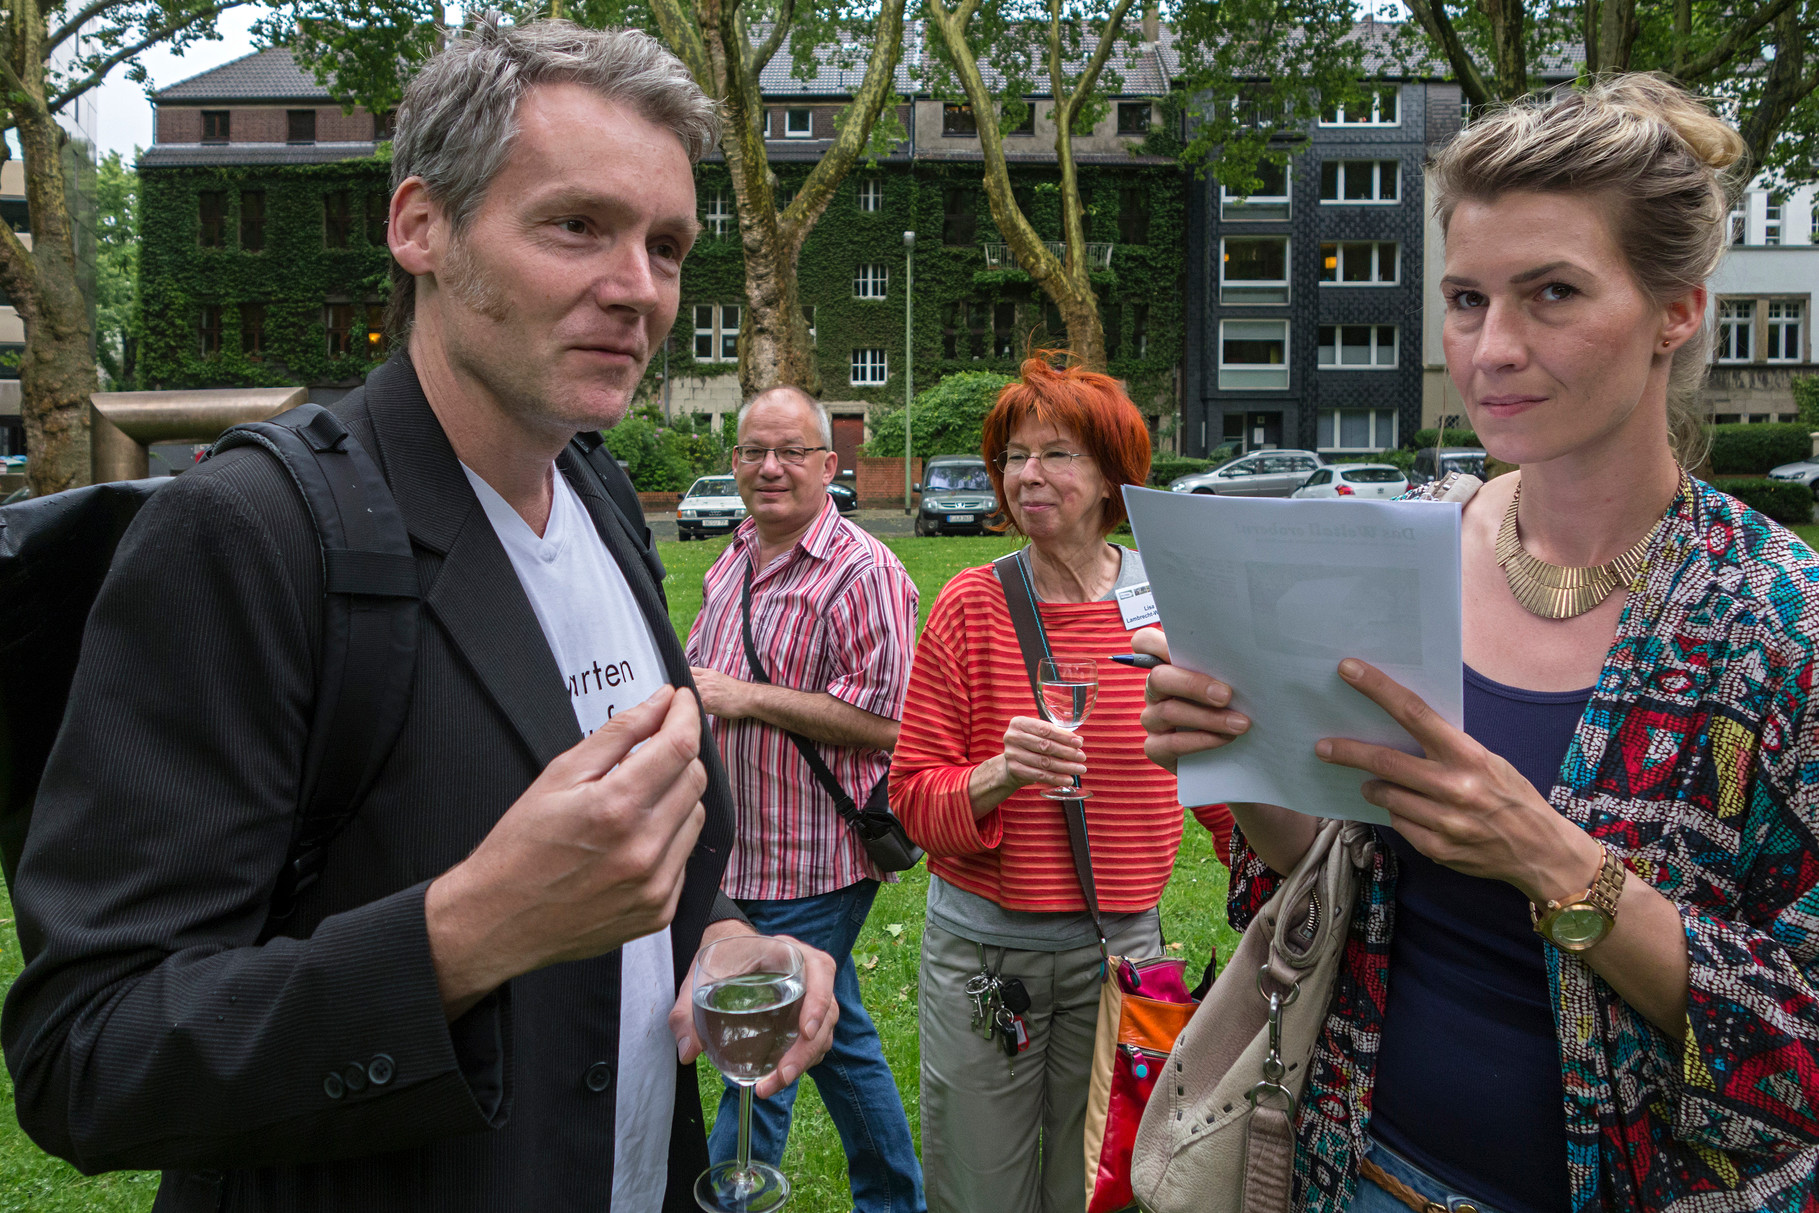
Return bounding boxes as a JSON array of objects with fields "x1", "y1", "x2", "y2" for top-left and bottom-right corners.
[
  {"x1": 1036, "y1": 657, "x2": 1098, "y2": 800},
  {"x1": 694, "y1": 935, "x2": 805, "y2": 1213}
]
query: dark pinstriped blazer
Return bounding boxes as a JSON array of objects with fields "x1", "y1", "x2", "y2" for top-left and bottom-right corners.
[{"x1": 1, "y1": 353, "x2": 740, "y2": 1212}]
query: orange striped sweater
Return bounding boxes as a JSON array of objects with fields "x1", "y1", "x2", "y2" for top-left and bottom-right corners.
[{"x1": 890, "y1": 563, "x2": 1232, "y2": 913}]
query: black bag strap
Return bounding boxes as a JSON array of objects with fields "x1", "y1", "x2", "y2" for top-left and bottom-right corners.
[
  {"x1": 569, "y1": 430, "x2": 667, "y2": 596},
  {"x1": 738, "y1": 561, "x2": 869, "y2": 829},
  {"x1": 208, "y1": 404, "x2": 421, "y2": 928},
  {"x1": 991, "y1": 550, "x2": 1109, "y2": 958}
]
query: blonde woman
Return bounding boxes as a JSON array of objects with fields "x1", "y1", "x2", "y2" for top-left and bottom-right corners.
[{"x1": 1139, "y1": 77, "x2": 1819, "y2": 1212}]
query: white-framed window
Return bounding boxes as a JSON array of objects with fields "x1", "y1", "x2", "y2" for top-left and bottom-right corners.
[
  {"x1": 705, "y1": 188, "x2": 733, "y2": 238},
  {"x1": 851, "y1": 348, "x2": 888, "y2": 385},
  {"x1": 1765, "y1": 194, "x2": 1785, "y2": 246},
  {"x1": 1767, "y1": 300, "x2": 1804, "y2": 362},
  {"x1": 693, "y1": 305, "x2": 715, "y2": 360},
  {"x1": 762, "y1": 109, "x2": 772, "y2": 138},
  {"x1": 785, "y1": 108, "x2": 813, "y2": 138},
  {"x1": 858, "y1": 178, "x2": 884, "y2": 212},
  {"x1": 1218, "y1": 319, "x2": 1288, "y2": 390},
  {"x1": 1317, "y1": 408, "x2": 1399, "y2": 451},
  {"x1": 1321, "y1": 87, "x2": 1398, "y2": 126},
  {"x1": 1317, "y1": 324, "x2": 1398, "y2": 368},
  {"x1": 1221, "y1": 236, "x2": 1289, "y2": 304},
  {"x1": 1320, "y1": 160, "x2": 1399, "y2": 203},
  {"x1": 1730, "y1": 206, "x2": 1747, "y2": 245},
  {"x1": 719, "y1": 304, "x2": 740, "y2": 361},
  {"x1": 1716, "y1": 299, "x2": 1754, "y2": 362},
  {"x1": 1320, "y1": 241, "x2": 1398, "y2": 285},
  {"x1": 692, "y1": 303, "x2": 740, "y2": 362},
  {"x1": 853, "y1": 263, "x2": 889, "y2": 299},
  {"x1": 1220, "y1": 161, "x2": 1290, "y2": 221}
]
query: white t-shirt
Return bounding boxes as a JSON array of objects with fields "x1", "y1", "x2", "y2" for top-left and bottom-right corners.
[{"x1": 464, "y1": 463, "x2": 677, "y2": 1210}]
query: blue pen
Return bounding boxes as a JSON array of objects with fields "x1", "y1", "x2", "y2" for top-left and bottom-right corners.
[{"x1": 1110, "y1": 653, "x2": 1162, "y2": 669}]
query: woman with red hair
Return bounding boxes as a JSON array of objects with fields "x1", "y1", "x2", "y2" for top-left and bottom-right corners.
[{"x1": 891, "y1": 356, "x2": 1232, "y2": 1213}]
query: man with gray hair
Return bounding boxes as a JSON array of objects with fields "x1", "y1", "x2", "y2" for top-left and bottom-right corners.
[
  {"x1": 3, "y1": 19, "x2": 835, "y2": 1212},
  {"x1": 686, "y1": 386, "x2": 924, "y2": 1213}
]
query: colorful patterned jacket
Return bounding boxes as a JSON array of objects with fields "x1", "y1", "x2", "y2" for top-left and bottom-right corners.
[{"x1": 1227, "y1": 476, "x2": 1819, "y2": 1212}]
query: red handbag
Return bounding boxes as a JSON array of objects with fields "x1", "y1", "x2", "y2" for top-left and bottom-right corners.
[{"x1": 1082, "y1": 954, "x2": 1212, "y2": 1213}]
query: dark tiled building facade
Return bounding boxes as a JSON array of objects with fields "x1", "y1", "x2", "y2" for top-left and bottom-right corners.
[{"x1": 1184, "y1": 80, "x2": 1463, "y2": 457}]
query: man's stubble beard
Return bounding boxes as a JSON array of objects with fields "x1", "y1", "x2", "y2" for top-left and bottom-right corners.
[{"x1": 439, "y1": 234, "x2": 643, "y2": 437}]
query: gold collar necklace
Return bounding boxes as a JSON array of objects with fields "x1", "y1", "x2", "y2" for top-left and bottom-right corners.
[{"x1": 1495, "y1": 471, "x2": 1688, "y2": 620}]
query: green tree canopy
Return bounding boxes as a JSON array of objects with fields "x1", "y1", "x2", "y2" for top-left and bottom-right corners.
[
  {"x1": 864, "y1": 370, "x2": 1013, "y2": 457},
  {"x1": 95, "y1": 150, "x2": 140, "y2": 390}
]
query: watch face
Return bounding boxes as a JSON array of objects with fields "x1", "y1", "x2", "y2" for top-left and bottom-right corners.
[{"x1": 1551, "y1": 906, "x2": 1610, "y2": 950}]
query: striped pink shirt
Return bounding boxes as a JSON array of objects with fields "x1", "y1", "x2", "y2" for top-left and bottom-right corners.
[{"x1": 686, "y1": 496, "x2": 920, "y2": 900}]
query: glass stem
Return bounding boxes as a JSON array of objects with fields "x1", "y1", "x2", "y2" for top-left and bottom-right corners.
[{"x1": 737, "y1": 1082, "x2": 754, "y2": 1178}]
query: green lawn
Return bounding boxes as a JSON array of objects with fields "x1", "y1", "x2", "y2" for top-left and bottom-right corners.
[{"x1": 1, "y1": 534, "x2": 1241, "y2": 1211}]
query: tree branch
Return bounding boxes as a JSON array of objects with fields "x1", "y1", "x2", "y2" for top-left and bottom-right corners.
[
  {"x1": 47, "y1": 2, "x2": 244, "y2": 114},
  {"x1": 925, "y1": 0, "x2": 1067, "y2": 293},
  {"x1": 0, "y1": 219, "x2": 40, "y2": 324},
  {"x1": 1675, "y1": 0, "x2": 1802, "y2": 83},
  {"x1": 0, "y1": 56, "x2": 51, "y2": 121},
  {"x1": 785, "y1": 0, "x2": 906, "y2": 239},
  {"x1": 46, "y1": 0, "x2": 134, "y2": 55},
  {"x1": 1065, "y1": 0, "x2": 1139, "y2": 109},
  {"x1": 749, "y1": 0, "x2": 796, "y2": 80},
  {"x1": 648, "y1": 0, "x2": 712, "y2": 88},
  {"x1": 1401, "y1": 0, "x2": 1491, "y2": 109}
]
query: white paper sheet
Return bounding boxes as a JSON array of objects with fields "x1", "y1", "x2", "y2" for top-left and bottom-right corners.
[{"x1": 1122, "y1": 486, "x2": 1463, "y2": 824}]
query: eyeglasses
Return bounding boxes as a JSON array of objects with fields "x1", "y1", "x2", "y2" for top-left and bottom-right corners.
[
  {"x1": 994, "y1": 449, "x2": 1091, "y2": 475},
  {"x1": 734, "y1": 445, "x2": 830, "y2": 466}
]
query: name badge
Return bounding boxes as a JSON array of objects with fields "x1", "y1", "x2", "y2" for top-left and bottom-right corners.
[{"x1": 1116, "y1": 581, "x2": 1160, "y2": 630}]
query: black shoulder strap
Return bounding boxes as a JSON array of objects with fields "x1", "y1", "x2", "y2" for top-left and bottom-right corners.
[
  {"x1": 569, "y1": 430, "x2": 667, "y2": 594},
  {"x1": 208, "y1": 404, "x2": 421, "y2": 928},
  {"x1": 739, "y1": 562, "x2": 866, "y2": 829},
  {"x1": 991, "y1": 551, "x2": 1108, "y2": 957}
]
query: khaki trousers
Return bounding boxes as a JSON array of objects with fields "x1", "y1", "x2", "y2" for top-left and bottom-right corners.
[{"x1": 918, "y1": 914, "x2": 1163, "y2": 1213}]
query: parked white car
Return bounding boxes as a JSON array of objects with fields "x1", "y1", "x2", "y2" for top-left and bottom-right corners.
[
  {"x1": 676, "y1": 475, "x2": 747, "y2": 540},
  {"x1": 1291, "y1": 464, "x2": 1410, "y2": 500}
]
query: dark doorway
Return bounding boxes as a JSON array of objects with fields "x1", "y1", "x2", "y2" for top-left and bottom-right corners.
[
  {"x1": 831, "y1": 414, "x2": 865, "y2": 478},
  {"x1": 1245, "y1": 411, "x2": 1282, "y2": 451}
]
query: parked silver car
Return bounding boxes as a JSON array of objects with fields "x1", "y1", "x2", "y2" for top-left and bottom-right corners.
[
  {"x1": 1769, "y1": 459, "x2": 1819, "y2": 500},
  {"x1": 1168, "y1": 450, "x2": 1325, "y2": 497}
]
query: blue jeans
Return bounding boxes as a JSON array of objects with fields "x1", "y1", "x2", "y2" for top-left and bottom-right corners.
[
  {"x1": 1348, "y1": 1139, "x2": 1507, "y2": 1213},
  {"x1": 709, "y1": 880, "x2": 926, "y2": 1213}
]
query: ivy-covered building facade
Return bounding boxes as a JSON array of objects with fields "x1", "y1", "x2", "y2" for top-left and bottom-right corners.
[{"x1": 137, "y1": 37, "x2": 1187, "y2": 466}]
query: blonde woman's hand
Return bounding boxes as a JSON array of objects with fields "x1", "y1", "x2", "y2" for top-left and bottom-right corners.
[{"x1": 1316, "y1": 658, "x2": 1600, "y2": 903}]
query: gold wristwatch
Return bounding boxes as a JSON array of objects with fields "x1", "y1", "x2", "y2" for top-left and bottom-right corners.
[{"x1": 1530, "y1": 847, "x2": 1626, "y2": 952}]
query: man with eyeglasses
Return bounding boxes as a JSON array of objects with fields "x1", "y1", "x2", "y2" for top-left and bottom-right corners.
[{"x1": 684, "y1": 385, "x2": 925, "y2": 1213}]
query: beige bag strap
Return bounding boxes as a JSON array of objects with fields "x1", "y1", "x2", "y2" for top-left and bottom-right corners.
[{"x1": 1243, "y1": 1106, "x2": 1297, "y2": 1213}]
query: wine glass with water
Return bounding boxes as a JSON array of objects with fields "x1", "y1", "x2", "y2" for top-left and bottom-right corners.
[
  {"x1": 1036, "y1": 657, "x2": 1098, "y2": 800},
  {"x1": 693, "y1": 935, "x2": 805, "y2": 1213}
]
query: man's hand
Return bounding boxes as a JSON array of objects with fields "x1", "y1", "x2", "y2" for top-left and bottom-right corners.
[
  {"x1": 670, "y1": 920, "x2": 839, "y2": 1099},
  {"x1": 689, "y1": 665, "x2": 753, "y2": 720},
  {"x1": 425, "y1": 686, "x2": 709, "y2": 1019}
]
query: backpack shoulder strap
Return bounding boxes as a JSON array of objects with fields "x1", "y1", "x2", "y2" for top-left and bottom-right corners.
[
  {"x1": 208, "y1": 404, "x2": 420, "y2": 928},
  {"x1": 569, "y1": 430, "x2": 667, "y2": 594}
]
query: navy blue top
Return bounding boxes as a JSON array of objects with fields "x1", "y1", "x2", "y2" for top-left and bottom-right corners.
[{"x1": 1369, "y1": 665, "x2": 1592, "y2": 1213}]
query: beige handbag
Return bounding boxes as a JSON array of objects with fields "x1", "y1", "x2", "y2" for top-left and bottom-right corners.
[{"x1": 1129, "y1": 818, "x2": 1377, "y2": 1213}]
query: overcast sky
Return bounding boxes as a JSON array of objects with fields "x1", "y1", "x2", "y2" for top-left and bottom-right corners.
[{"x1": 91, "y1": 8, "x2": 266, "y2": 161}]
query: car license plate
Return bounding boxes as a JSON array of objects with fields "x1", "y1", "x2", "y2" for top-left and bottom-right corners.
[
  {"x1": 949, "y1": 513, "x2": 974, "y2": 523},
  {"x1": 704, "y1": 518, "x2": 730, "y2": 527}
]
